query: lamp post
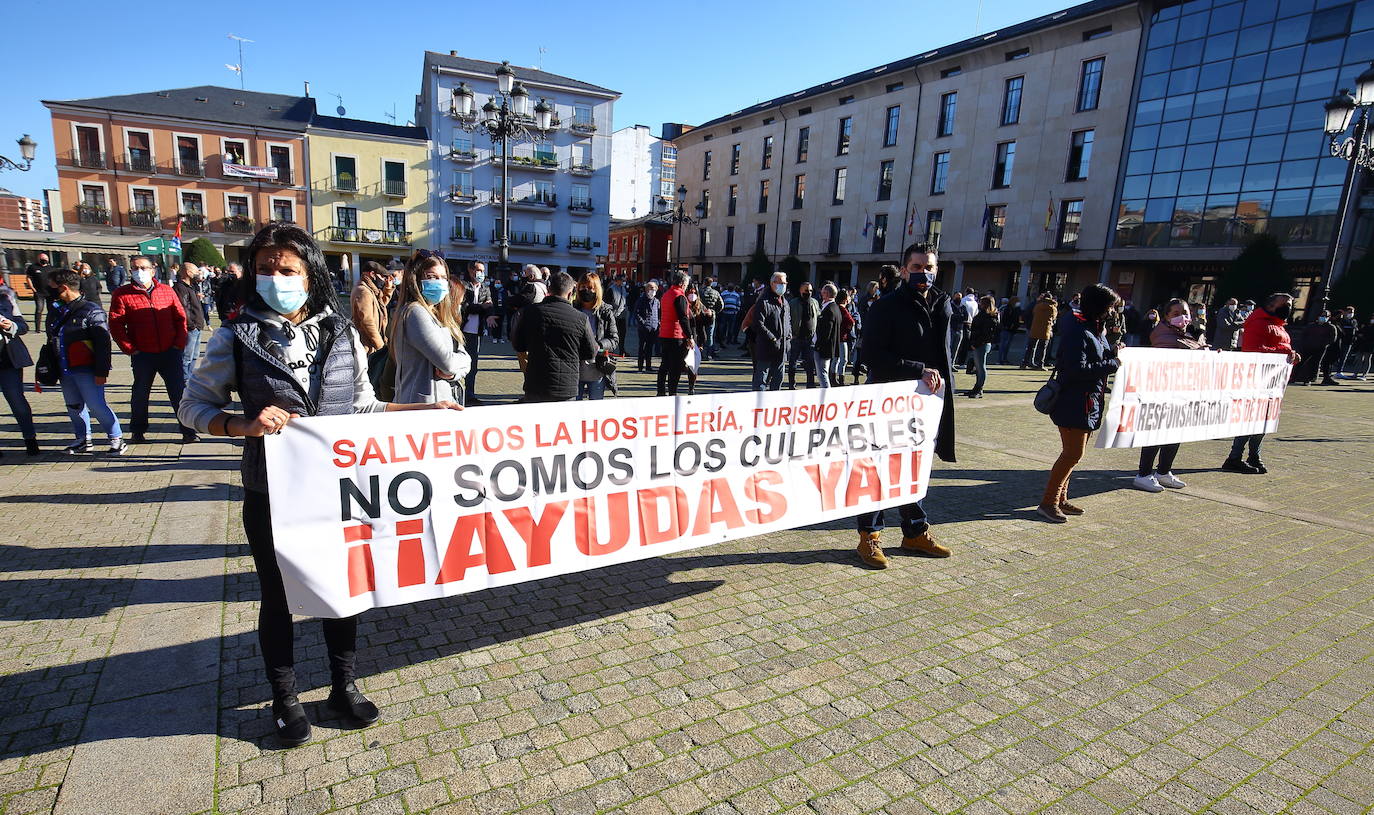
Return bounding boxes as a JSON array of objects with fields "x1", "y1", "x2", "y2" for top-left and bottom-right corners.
[
  {"x1": 0, "y1": 134, "x2": 38, "y2": 172},
  {"x1": 452, "y1": 62, "x2": 558, "y2": 279},
  {"x1": 655, "y1": 185, "x2": 704, "y2": 278},
  {"x1": 1318, "y1": 62, "x2": 1374, "y2": 312}
]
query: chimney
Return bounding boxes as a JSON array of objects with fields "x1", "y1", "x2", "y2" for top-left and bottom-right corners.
[
  {"x1": 304, "y1": 81, "x2": 311, "y2": 97},
  {"x1": 449, "y1": 50, "x2": 457, "y2": 56}
]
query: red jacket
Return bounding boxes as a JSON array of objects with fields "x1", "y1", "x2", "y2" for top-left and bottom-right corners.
[
  {"x1": 108, "y1": 281, "x2": 189, "y2": 354},
  {"x1": 658, "y1": 285, "x2": 689, "y2": 340},
  {"x1": 1239, "y1": 307, "x2": 1292, "y2": 356}
]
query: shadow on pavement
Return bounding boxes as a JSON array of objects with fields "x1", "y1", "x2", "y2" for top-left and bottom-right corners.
[{"x1": 0, "y1": 543, "x2": 229, "y2": 572}]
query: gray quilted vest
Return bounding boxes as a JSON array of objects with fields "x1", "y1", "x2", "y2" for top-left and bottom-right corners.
[{"x1": 231, "y1": 312, "x2": 358, "y2": 493}]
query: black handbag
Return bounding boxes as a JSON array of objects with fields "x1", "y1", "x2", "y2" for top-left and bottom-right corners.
[
  {"x1": 1033, "y1": 370, "x2": 1061, "y2": 415},
  {"x1": 36, "y1": 342, "x2": 61, "y2": 386}
]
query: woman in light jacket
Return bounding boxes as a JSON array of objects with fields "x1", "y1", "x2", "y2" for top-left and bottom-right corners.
[
  {"x1": 575, "y1": 271, "x2": 619, "y2": 400},
  {"x1": 0, "y1": 286, "x2": 39, "y2": 456},
  {"x1": 390, "y1": 250, "x2": 471, "y2": 405},
  {"x1": 178, "y1": 224, "x2": 461, "y2": 748},
  {"x1": 1132, "y1": 298, "x2": 1208, "y2": 493}
]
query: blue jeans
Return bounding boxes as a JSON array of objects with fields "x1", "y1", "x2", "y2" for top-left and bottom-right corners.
[
  {"x1": 0, "y1": 366, "x2": 36, "y2": 439},
  {"x1": 130, "y1": 348, "x2": 189, "y2": 436},
  {"x1": 578, "y1": 378, "x2": 607, "y2": 400},
  {"x1": 971, "y1": 343, "x2": 990, "y2": 393},
  {"x1": 857, "y1": 499, "x2": 928, "y2": 538},
  {"x1": 997, "y1": 330, "x2": 1015, "y2": 364},
  {"x1": 60, "y1": 369, "x2": 122, "y2": 442},
  {"x1": 752, "y1": 355, "x2": 784, "y2": 391},
  {"x1": 812, "y1": 351, "x2": 844, "y2": 388},
  {"x1": 183, "y1": 328, "x2": 203, "y2": 381},
  {"x1": 463, "y1": 332, "x2": 481, "y2": 404}
]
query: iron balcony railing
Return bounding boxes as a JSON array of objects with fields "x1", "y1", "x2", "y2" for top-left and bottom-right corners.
[
  {"x1": 449, "y1": 146, "x2": 477, "y2": 162},
  {"x1": 508, "y1": 153, "x2": 559, "y2": 170},
  {"x1": 449, "y1": 185, "x2": 476, "y2": 201},
  {"x1": 500, "y1": 230, "x2": 556, "y2": 247},
  {"x1": 569, "y1": 236, "x2": 592, "y2": 250},
  {"x1": 384, "y1": 179, "x2": 407, "y2": 196},
  {"x1": 565, "y1": 160, "x2": 594, "y2": 175},
  {"x1": 570, "y1": 119, "x2": 597, "y2": 133},
  {"x1": 69, "y1": 150, "x2": 107, "y2": 170},
  {"x1": 181, "y1": 213, "x2": 208, "y2": 231},
  {"x1": 127, "y1": 209, "x2": 159, "y2": 228},
  {"x1": 451, "y1": 229, "x2": 477, "y2": 242},
  {"x1": 75, "y1": 204, "x2": 110, "y2": 225},
  {"x1": 325, "y1": 226, "x2": 412, "y2": 245},
  {"x1": 334, "y1": 175, "x2": 358, "y2": 193},
  {"x1": 224, "y1": 215, "x2": 256, "y2": 234},
  {"x1": 123, "y1": 153, "x2": 155, "y2": 173},
  {"x1": 569, "y1": 198, "x2": 593, "y2": 212},
  {"x1": 176, "y1": 158, "x2": 206, "y2": 177}
]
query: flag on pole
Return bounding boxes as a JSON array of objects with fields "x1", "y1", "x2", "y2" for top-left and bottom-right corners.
[
  {"x1": 862, "y1": 211, "x2": 872, "y2": 237},
  {"x1": 905, "y1": 205, "x2": 916, "y2": 236},
  {"x1": 980, "y1": 202, "x2": 991, "y2": 229},
  {"x1": 170, "y1": 217, "x2": 183, "y2": 255},
  {"x1": 1044, "y1": 193, "x2": 1055, "y2": 231}
]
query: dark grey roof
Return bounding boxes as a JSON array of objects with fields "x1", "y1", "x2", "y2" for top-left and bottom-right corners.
[
  {"x1": 45, "y1": 85, "x2": 316, "y2": 131},
  {"x1": 309, "y1": 115, "x2": 428, "y2": 141},
  {"x1": 423, "y1": 52, "x2": 619, "y2": 97},
  {"x1": 694, "y1": 0, "x2": 1132, "y2": 131}
]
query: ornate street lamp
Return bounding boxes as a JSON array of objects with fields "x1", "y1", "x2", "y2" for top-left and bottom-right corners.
[
  {"x1": 0, "y1": 134, "x2": 38, "y2": 172},
  {"x1": 1318, "y1": 64, "x2": 1374, "y2": 312},
  {"x1": 453, "y1": 61, "x2": 561, "y2": 277},
  {"x1": 654, "y1": 184, "x2": 705, "y2": 277}
]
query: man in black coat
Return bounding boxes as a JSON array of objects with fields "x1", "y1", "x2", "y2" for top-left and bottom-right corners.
[
  {"x1": 25, "y1": 253, "x2": 54, "y2": 331},
  {"x1": 512, "y1": 272, "x2": 597, "y2": 402},
  {"x1": 855, "y1": 242, "x2": 954, "y2": 569},
  {"x1": 746, "y1": 271, "x2": 792, "y2": 390}
]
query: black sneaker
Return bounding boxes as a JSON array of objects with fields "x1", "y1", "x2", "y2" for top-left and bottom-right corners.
[
  {"x1": 326, "y1": 681, "x2": 380, "y2": 726},
  {"x1": 1222, "y1": 457, "x2": 1259, "y2": 474},
  {"x1": 180, "y1": 432, "x2": 200, "y2": 444},
  {"x1": 1247, "y1": 458, "x2": 1268, "y2": 474},
  {"x1": 131, "y1": 433, "x2": 149, "y2": 444},
  {"x1": 25, "y1": 439, "x2": 39, "y2": 456},
  {"x1": 65, "y1": 440, "x2": 92, "y2": 455},
  {"x1": 272, "y1": 694, "x2": 312, "y2": 747}
]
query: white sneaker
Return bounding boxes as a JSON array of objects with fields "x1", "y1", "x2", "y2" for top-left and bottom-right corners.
[
  {"x1": 1154, "y1": 471, "x2": 1186, "y2": 489},
  {"x1": 1132, "y1": 474, "x2": 1164, "y2": 493}
]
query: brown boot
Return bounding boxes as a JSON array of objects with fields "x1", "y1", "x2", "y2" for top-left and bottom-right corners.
[
  {"x1": 856, "y1": 531, "x2": 888, "y2": 569},
  {"x1": 1058, "y1": 485, "x2": 1084, "y2": 515},
  {"x1": 900, "y1": 529, "x2": 951, "y2": 557}
]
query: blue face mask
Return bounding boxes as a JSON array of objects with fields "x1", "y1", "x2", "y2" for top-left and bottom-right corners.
[
  {"x1": 911, "y1": 272, "x2": 937, "y2": 287},
  {"x1": 420, "y1": 279, "x2": 450, "y2": 304},
  {"x1": 255, "y1": 274, "x2": 308, "y2": 315}
]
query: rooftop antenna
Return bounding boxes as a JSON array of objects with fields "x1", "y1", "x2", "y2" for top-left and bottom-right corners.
[
  {"x1": 332, "y1": 93, "x2": 346, "y2": 117},
  {"x1": 384, "y1": 103, "x2": 397, "y2": 124},
  {"x1": 227, "y1": 34, "x2": 253, "y2": 89},
  {"x1": 974, "y1": 0, "x2": 984, "y2": 34},
  {"x1": 537, "y1": 45, "x2": 546, "y2": 71}
]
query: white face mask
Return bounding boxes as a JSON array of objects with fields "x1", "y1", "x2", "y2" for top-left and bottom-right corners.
[
  {"x1": 133, "y1": 268, "x2": 155, "y2": 287},
  {"x1": 772, "y1": 283, "x2": 786, "y2": 295}
]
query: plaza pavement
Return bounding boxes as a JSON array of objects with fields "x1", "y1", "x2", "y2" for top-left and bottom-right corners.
[{"x1": 1, "y1": 321, "x2": 1373, "y2": 815}]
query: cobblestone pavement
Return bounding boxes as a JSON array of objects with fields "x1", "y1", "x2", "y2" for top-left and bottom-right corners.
[{"x1": 2, "y1": 324, "x2": 1373, "y2": 815}]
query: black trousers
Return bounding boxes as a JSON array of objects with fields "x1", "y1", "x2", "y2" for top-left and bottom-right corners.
[
  {"x1": 243, "y1": 488, "x2": 358, "y2": 698},
  {"x1": 657, "y1": 337, "x2": 688, "y2": 395},
  {"x1": 1138, "y1": 443, "x2": 1181, "y2": 476},
  {"x1": 637, "y1": 331, "x2": 657, "y2": 370}
]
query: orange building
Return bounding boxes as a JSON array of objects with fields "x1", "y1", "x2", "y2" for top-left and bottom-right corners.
[{"x1": 43, "y1": 86, "x2": 311, "y2": 264}]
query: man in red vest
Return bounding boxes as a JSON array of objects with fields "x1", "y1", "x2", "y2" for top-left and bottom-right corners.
[
  {"x1": 1222, "y1": 292, "x2": 1299, "y2": 474},
  {"x1": 656, "y1": 270, "x2": 694, "y2": 396}
]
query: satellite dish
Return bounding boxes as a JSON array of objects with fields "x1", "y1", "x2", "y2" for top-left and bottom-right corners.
[{"x1": 337, "y1": 105, "x2": 346, "y2": 116}]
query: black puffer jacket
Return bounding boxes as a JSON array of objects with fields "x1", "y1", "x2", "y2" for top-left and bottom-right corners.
[
  {"x1": 513, "y1": 296, "x2": 597, "y2": 402},
  {"x1": 815, "y1": 300, "x2": 843, "y2": 359},
  {"x1": 861, "y1": 281, "x2": 956, "y2": 462},
  {"x1": 1049, "y1": 314, "x2": 1119, "y2": 431}
]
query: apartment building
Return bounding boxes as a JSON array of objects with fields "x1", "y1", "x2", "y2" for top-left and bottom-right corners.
[
  {"x1": 416, "y1": 51, "x2": 619, "y2": 275},
  {"x1": 0, "y1": 190, "x2": 49, "y2": 231},
  {"x1": 609, "y1": 124, "x2": 678, "y2": 220},
  {"x1": 604, "y1": 214, "x2": 674, "y2": 281}
]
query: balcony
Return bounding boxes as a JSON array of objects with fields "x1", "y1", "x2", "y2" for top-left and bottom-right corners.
[
  {"x1": 333, "y1": 175, "x2": 358, "y2": 193},
  {"x1": 176, "y1": 158, "x2": 206, "y2": 177},
  {"x1": 448, "y1": 146, "x2": 477, "y2": 163},
  {"x1": 568, "y1": 198, "x2": 594, "y2": 213},
  {"x1": 224, "y1": 215, "x2": 256, "y2": 234},
  {"x1": 565, "y1": 160, "x2": 594, "y2": 177},
  {"x1": 181, "y1": 213, "x2": 208, "y2": 231},
  {"x1": 127, "y1": 209, "x2": 160, "y2": 228},
  {"x1": 448, "y1": 185, "x2": 477, "y2": 203},
  {"x1": 508, "y1": 191, "x2": 558, "y2": 211},
  {"x1": 384, "y1": 179, "x2": 407, "y2": 197},
  {"x1": 450, "y1": 229, "x2": 477, "y2": 244},
  {"x1": 508, "y1": 153, "x2": 558, "y2": 172},
  {"x1": 501, "y1": 230, "x2": 556, "y2": 249},
  {"x1": 325, "y1": 226, "x2": 412, "y2": 246},
  {"x1": 270, "y1": 166, "x2": 294, "y2": 185},
  {"x1": 75, "y1": 204, "x2": 111, "y2": 225},
  {"x1": 68, "y1": 150, "x2": 107, "y2": 170},
  {"x1": 122, "y1": 153, "x2": 155, "y2": 174},
  {"x1": 570, "y1": 119, "x2": 597, "y2": 134},
  {"x1": 569, "y1": 236, "x2": 592, "y2": 251}
]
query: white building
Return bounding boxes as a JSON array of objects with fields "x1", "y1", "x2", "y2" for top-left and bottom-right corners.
[
  {"x1": 416, "y1": 51, "x2": 619, "y2": 275},
  {"x1": 609, "y1": 125, "x2": 679, "y2": 221}
]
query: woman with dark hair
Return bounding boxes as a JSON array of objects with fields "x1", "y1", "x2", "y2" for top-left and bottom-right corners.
[
  {"x1": 1133, "y1": 298, "x2": 1207, "y2": 493},
  {"x1": 966, "y1": 295, "x2": 998, "y2": 398},
  {"x1": 575, "y1": 271, "x2": 619, "y2": 400},
  {"x1": 682, "y1": 280, "x2": 711, "y2": 396},
  {"x1": 1038, "y1": 282, "x2": 1121, "y2": 523},
  {"x1": 178, "y1": 223, "x2": 462, "y2": 747}
]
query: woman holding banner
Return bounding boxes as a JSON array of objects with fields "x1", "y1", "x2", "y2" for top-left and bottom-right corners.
[
  {"x1": 1039, "y1": 283, "x2": 1121, "y2": 523},
  {"x1": 1132, "y1": 298, "x2": 1208, "y2": 493},
  {"x1": 179, "y1": 223, "x2": 462, "y2": 748}
]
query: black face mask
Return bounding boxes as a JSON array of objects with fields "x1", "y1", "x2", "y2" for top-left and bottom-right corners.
[
  {"x1": 800, "y1": 291, "x2": 812, "y2": 299},
  {"x1": 579, "y1": 290, "x2": 596, "y2": 303},
  {"x1": 1271, "y1": 304, "x2": 1292, "y2": 319}
]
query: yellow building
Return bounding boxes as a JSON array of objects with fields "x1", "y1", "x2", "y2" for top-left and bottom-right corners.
[{"x1": 306, "y1": 115, "x2": 432, "y2": 278}]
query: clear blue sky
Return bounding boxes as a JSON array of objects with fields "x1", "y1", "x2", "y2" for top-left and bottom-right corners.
[{"x1": 0, "y1": 0, "x2": 1071, "y2": 202}]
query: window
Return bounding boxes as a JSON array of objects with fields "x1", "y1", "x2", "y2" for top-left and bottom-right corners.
[
  {"x1": 1057, "y1": 200, "x2": 1083, "y2": 248},
  {"x1": 886, "y1": 82, "x2": 904, "y2": 93},
  {"x1": 833, "y1": 168, "x2": 847, "y2": 204},
  {"x1": 730, "y1": 144, "x2": 741, "y2": 175},
  {"x1": 572, "y1": 141, "x2": 592, "y2": 169},
  {"x1": 334, "y1": 155, "x2": 357, "y2": 191},
  {"x1": 571, "y1": 184, "x2": 590, "y2": 207},
  {"x1": 1067, "y1": 130, "x2": 1094, "y2": 181},
  {"x1": 926, "y1": 209, "x2": 943, "y2": 248},
  {"x1": 761, "y1": 135, "x2": 773, "y2": 169},
  {"x1": 872, "y1": 213, "x2": 889, "y2": 254},
  {"x1": 226, "y1": 194, "x2": 249, "y2": 217},
  {"x1": 931, "y1": 152, "x2": 950, "y2": 194},
  {"x1": 993, "y1": 142, "x2": 1016, "y2": 188},
  {"x1": 789, "y1": 221, "x2": 802, "y2": 255},
  {"x1": 755, "y1": 223, "x2": 766, "y2": 250},
  {"x1": 731, "y1": 126, "x2": 742, "y2": 134},
  {"x1": 877, "y1": 160, "x2": 894, "y2": 201},
  {"x1": 726, "y1": 225, "x2": 735, "y2": 256},
  {"x1": 661, "y1": 163, "x2": 675, "y2": 180},
  {"x1": 839, "y1": 95, "x2": 854, "y2": 105},
  {"x1": 758, "y1": 179, "x2": 769, "y2": 213},
  {"x1": 660, "y1": 180, "x2": 676, "y2": 199},
  {"x1": 1083, "y1": 25, "x2": 1112, "y2": 40},
  {"x1": 455, "y1": 170, "x2": 474, "y2": 196},
  {"x1": 937, "y1": 92, "x2": 957, "y2": 137},
  {"x1": 661, "y1": 144, "x2": 677, "y2": 161},
  {"x1": 81, "y1": 184, "x2": 106, "y2": 207},
  {"x1": 762, "y1": 117, "x2": 775, "y2": 125},
  {"x1": 127, "y1": 131, "x2": 152, "y2": 171},
  {"x1": 176, "y1": 135, "x2": 201, "y2": 174},
  {"x1": 797, "y1": 127, "x2": 810, "y2": 162},
  {"x1": 1078, "y1": 58, "x2": 1104, "y2": 112},
  {"x1": 728, "y1": 184, "x2": 738, "y2": 216},
  {"x1": 883, "y1": 106, "x2": 900, "y2": 147},
  {"x1": 386, "y1": 211, "x2": 407, "y2": 234},
  {"x1": 798, "y1": 106, "x2": 811, "y2": 115},
  {"x1": 793, "y1": 174, "x2": 806, "y2": 209},
  {"x1": 383, "y1": 160, "x2": 406, "y2": 196},
  {"x1": 268, "y1": 145, "x2": 292, "y2": 182},
  {"x1": 132, "y1": 188, "x2": 155, "y2": 211},
  {"x1": 984, "y1": 205, "x2": 1006, "y2": 250},
  {"x1": 827, "y1": 218, "x2": 842, "y2": 254},
  {"x1": 1006, "y1": 47, "x2": 1030, "y2": 61},
  {"x1": 223, "y1": 139, "x2": 247, "y2": 165},
  {"x1": 1308, "y1": 4, "x2": 1353, "y2": 41},
  {"x1": 703, "y1": 150, "x2": 712, "y2": 180},
  {"x1": 573, "y1": 105, "x2": 594, "y2": 127},
  {"x1": 273, "y1": 199, "x2": 293, "y2": 222},
  {"x1": 1001, "y1": 77, "x2": 1023, "y2": 125},
  {"x1": 940, "y1": 66, "x2": 961, "y2": 78},
  {"x1": 837, "y1": 117, "x2": 851, "y2": 155},
  {"x1": 75, "y1": 126, "x2": 102, "y2": 167},
  {"x1": 336, "y1": 206, "x2": 358, "y2": 229},
  {"x1": 570, "y1": 222, "x2": 589, "y2": 246},
  {"x1": 701, "y1": 189, "x2": 711, "y2": 217}
]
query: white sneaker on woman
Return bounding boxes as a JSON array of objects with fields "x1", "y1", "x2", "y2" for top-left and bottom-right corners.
[
  {"x1": 1132, "y1": 474, "x2": 1164, "y2": 493},
  {"x1": 1155, "y1": 472, "x2": 1186, "y2": 489}
]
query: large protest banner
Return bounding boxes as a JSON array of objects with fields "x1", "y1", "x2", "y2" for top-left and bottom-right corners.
[
  {"x1": 1097, "y1": 348, "x2": 1290, "y2": 449},
  {"x1": 266, "y1": 382, "x2": 942, "y2": 618}
]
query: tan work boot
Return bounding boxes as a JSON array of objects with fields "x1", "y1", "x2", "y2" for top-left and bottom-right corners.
[
  {"x1": 857, "y1": 531, "x2": 888, "y2": 569},
  {"x1": 900, "y1": 530, "x2": 951, "y2": 558}
]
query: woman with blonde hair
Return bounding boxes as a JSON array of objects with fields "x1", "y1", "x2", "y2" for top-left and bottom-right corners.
[
  {"x1": 389, "y1": 249, "x2": 471, "y2": 404},
  {"x1": 574, "y1": 271, "x2": 619, "y2": 400}
]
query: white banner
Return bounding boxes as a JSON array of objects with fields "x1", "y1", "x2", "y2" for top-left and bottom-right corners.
[
  {"x1": 266, "y1": 383, "x2": 943, "y2": 617},
  {"x1": 1096, "y1": 348, "x2": 1291, "y2": 449},
  {"x1": 222, "y1": 163, "x2": 280, "y2": 180}
]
